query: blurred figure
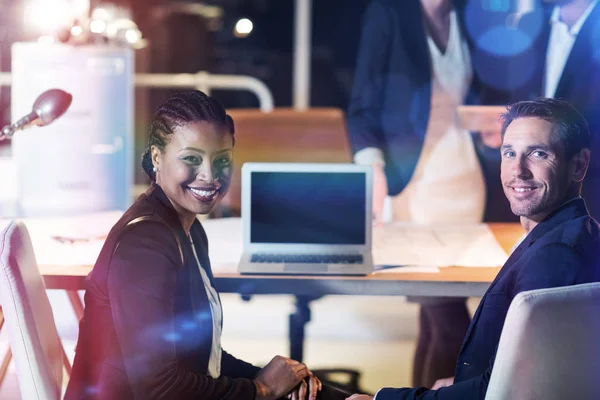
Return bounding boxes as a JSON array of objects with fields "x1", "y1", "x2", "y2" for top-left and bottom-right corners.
[
  {"x1": 346, "y1": 0, "x2": 493, "y2": 389},
  {"x1": 347, "y1": 0, "x2": 486, "y2": 226},
  {"x1": 533, "y1": 0, "x2": 600, "y2": 219},
  {"x1": 478, "y1": 0, "x2": 600, "y2": 218}
]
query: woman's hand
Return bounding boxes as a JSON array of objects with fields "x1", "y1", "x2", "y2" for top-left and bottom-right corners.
[
  {"x1": 254, "y1": 356, "x2": 310, "y2": 400},
  {"x1": 287, "y1": 375, "x2": 322, "y2": 400}
]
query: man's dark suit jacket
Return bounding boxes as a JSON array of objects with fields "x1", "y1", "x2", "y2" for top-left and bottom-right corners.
[
  {"x1": 346, "y1": 0, "x2": 515, "y2": 222},
  {"x1": 377, "y1": 198, "x2": 600, "y2": 399},
  {"x1": 65, "y1": 183, "x2": 260, "y2": 399},
  {"x1": 480, "y1": 1, "x2": 600, "y2": 219}
]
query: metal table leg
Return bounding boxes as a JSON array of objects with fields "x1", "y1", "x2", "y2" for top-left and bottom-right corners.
[{"x1": 289, "y1": 296, "x2": 318, "y2": 362}]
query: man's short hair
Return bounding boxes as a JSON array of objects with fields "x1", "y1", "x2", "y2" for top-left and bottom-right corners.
[{"x1": 500, "y1": 98, "x2": 591, "y2": 159}]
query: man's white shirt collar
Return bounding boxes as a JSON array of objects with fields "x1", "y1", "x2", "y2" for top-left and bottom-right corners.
[{"x1": 550, "y1": 0, "x2": 599, "y2": 36}]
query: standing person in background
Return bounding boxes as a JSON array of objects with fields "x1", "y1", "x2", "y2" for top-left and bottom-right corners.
[
  {"x1": 478, "y1": 0, "x2": 600, "y2": 218},
  {"x1": 531, "y1": 0, "x2": 600, "y2": 218},
  {"x1": 346, "y1": 0, "x2": 496, "y2": 389}
]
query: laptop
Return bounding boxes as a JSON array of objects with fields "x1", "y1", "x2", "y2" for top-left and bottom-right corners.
[{"x1": 237, "y1": 162, "x2": 373, "y2": 275}]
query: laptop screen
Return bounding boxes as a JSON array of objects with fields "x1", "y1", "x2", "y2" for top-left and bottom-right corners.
[{"x1": 250, "y1": 171, "x2": 366, "y2": 245}]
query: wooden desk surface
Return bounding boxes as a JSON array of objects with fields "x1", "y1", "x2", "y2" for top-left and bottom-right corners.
[{"x1": 40, "y1": 223, "x2": 525, "y2": 297}]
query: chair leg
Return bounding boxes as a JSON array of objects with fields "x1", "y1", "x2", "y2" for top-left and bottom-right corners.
[
  {"x1": 66, "y1": 291, "x2": 84, "y2": 321},
  {"x1": 0, "y1": 308, "x2": 12, "y2": 388},
  {"x1": 63, "y1": 290, "x2": 80, "y2": 379},
  {"x1": 61, "y1": 342, "x2": 72, "y2": 376},
  {"x1": 0, "y1": 349, "x2": 12, "y2": 388},
  {"x1": 61, "y1": 293, "x2": 78, "y2": 380}
]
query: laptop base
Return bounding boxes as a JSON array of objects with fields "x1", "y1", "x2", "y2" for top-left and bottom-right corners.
[{"x1": 238, "y1": 260, "x2": 373, "y2": 276}]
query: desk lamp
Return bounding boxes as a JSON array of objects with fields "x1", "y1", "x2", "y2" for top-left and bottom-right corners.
[{"x1": 0, "y1": 89, "x2": 73, "y2": 141}]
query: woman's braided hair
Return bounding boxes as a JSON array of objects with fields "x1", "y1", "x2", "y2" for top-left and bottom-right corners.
[{"x1": 141, "y1": 91, "x2": 235, "y2": 181}]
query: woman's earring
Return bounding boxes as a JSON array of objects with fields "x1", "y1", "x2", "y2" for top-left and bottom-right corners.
[{"x1": 153, "y1": 166, "x2": 157, "y2": 172}]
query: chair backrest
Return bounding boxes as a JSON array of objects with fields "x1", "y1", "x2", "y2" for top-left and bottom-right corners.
[
  {"x1": 0, "y1": 220, "x2": 63, "y2": 400},
  {"x1": 222, "y1": 108, "x2": 352, "y2": 214},
  {"x1": 485, "y1": 282, "x2": 600, "y2": 400}
]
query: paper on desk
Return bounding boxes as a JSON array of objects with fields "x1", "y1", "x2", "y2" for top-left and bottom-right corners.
[
  {"x1": 374, "y1": 265, "x2": 440, "y2": 274},
  {"x1": 33, "y1": 238, "x2": 106, "y2": 267},
  {"x1": 24, "y1": 211, "x2": 124, "y2": 241},
  {"x1": 15, "y1": 211, "x2": 124, "y2": 267},
  {"x1": 201, "y1": 217, "x2": 243, "y2": 274},
  {"x1": 373, "y1": 222, "x2": 509, "y2": 267},
  {"x1": 36, "y1": 214, "x2": 242, "y2": 270}
]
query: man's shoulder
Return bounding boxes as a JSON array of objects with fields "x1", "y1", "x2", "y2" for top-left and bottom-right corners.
[
  {"x1": 508, "y1": 215, "x2": 600, "y2": 288},
  {"x1": 517, "y1": 215, "x2": 600, "y2": 274},
  {"x1": 535, "y1": 215, "x2": 600, "y2": 250}
]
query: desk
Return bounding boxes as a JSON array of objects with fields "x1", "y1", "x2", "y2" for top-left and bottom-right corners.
[
  {"x1": 40, "y1": 222, "x2": 522, "y2": 291},
  {"x1": 34, "y1": 221, "x2": 524, "y2": 361},
  {"x1": 43, "y1": 259, "x2": 504, "y2": 295}
]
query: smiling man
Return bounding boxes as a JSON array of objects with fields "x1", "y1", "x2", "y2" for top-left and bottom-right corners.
[
  {"x1": 347, "y1": 98, "x2": 600, "y2": 400},
  {"x1": 500, "y1": 101, "x2": 590, "y2": 232}
]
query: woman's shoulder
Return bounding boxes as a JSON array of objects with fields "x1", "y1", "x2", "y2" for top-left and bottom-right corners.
[
  {"x1": 108, "y1": 199, "x2": 184, "y2": 261},
  {"x1": 116, "y1": 185, "x2": 183, "y2": 237},
  {"x1": 103, "y1": 216, "x2": 184, "y2": 285},
  {"x1": 87, "y1": 188, "x2": 185, "y2": 290}
]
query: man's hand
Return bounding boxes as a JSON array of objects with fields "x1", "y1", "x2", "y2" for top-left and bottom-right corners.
[
  {"x1": 254, "y1": 356, "x2": 310, "y2": 400},
  {"x1": 286, "y1": 375, "x2": 322, "y2": 400},
  {"x1": 372, "y1": 162, "x2": 388, "y2": 226},
  {"x1": 346, "y1": 395, "x2": 374, "y2": 400},
  {"x1": 431, "y1": 376, "x2": 454, "y2": 390}
]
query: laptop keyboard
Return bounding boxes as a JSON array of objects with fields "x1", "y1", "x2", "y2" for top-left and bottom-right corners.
[{"x1": 250, "y1": 253, "x2": 363, "y2": 264}]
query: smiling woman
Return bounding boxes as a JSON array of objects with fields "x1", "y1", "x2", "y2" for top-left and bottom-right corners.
[
  {"x1": 142, "y1": 92, "x2": 236, "y2": 230},
  {"x1": 65, "y1": 91, "x2": 327, "y2": 400}
]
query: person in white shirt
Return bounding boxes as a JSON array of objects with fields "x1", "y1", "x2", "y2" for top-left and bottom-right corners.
[
  {"x1": 541, "y1": 0, "x2": 600, "y2": 219},
  {"x1": 479, "y1": 0, "x2": 600, "y2": 218},
  {"x1": 544, "y1": 0, "x2": 599, "y2": 98},
  {"x1": 347, "y1": 0, "x2": 493, "y2": 390}
]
